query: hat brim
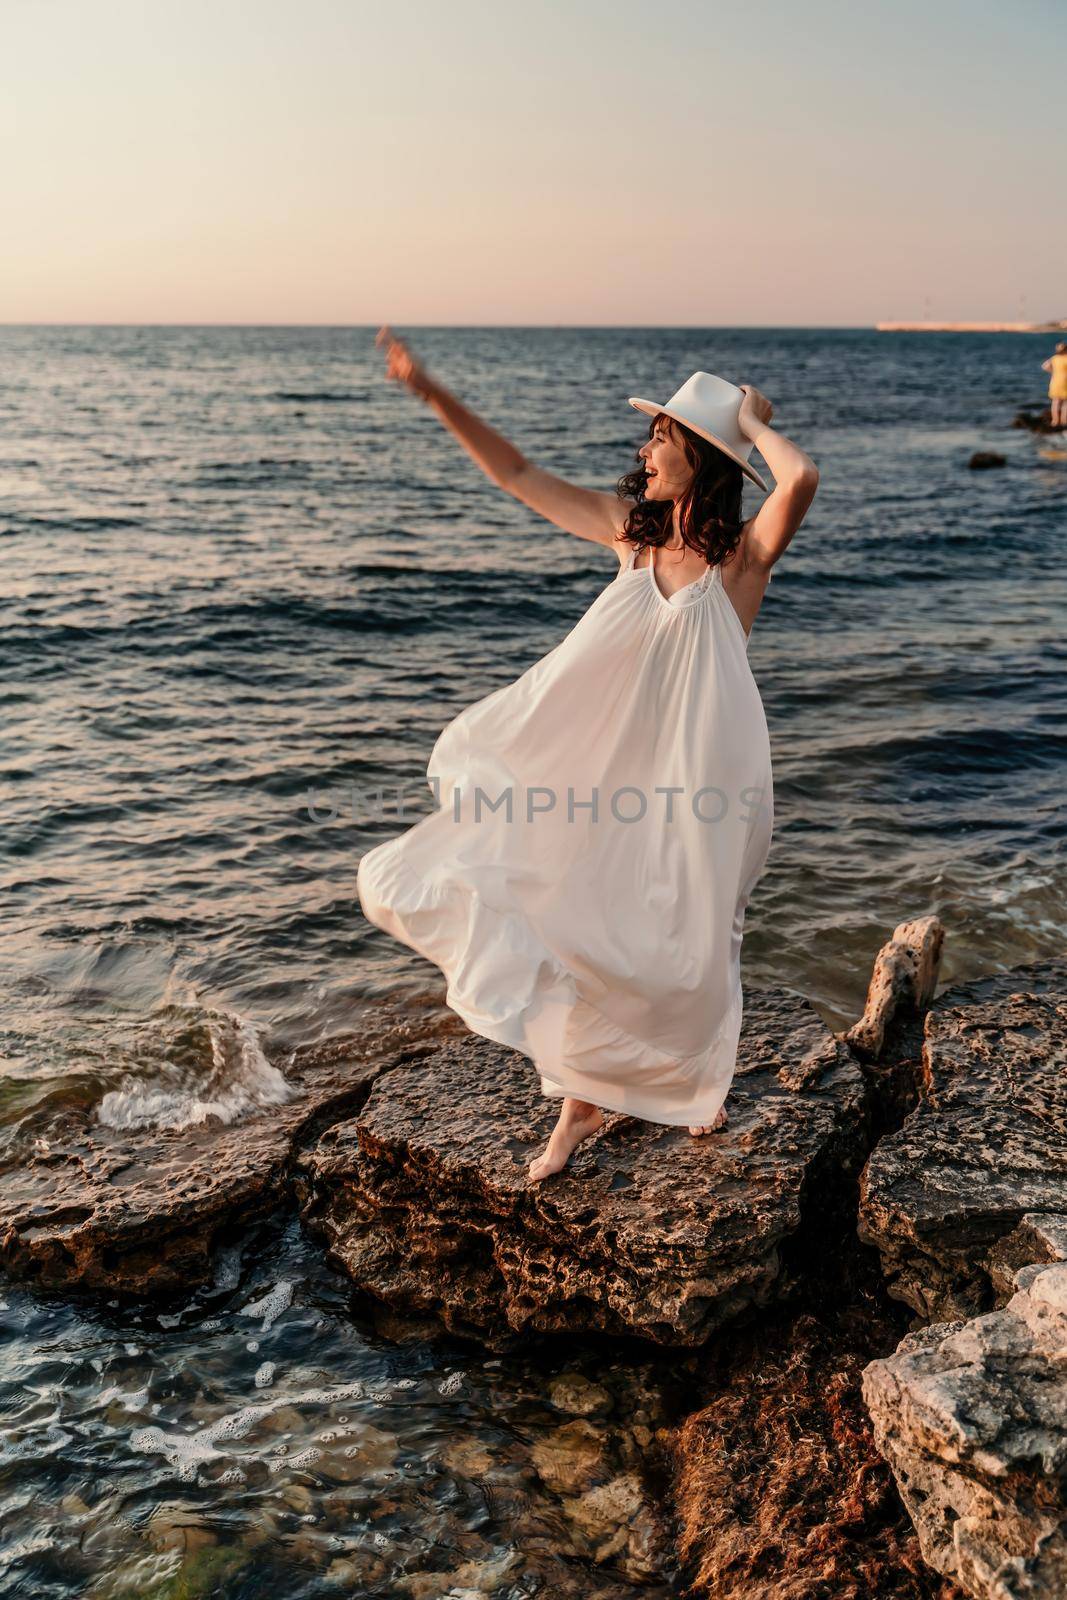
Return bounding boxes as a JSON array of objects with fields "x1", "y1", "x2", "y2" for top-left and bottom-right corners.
[{"x1": 628, "y1": 397, "x2": 769, "y2": 493}]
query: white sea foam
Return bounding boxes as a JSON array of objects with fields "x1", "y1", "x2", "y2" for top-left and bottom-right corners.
[
  {"x1": 96, "y1": 1011, "x2": 293, "y2": 1131},
  {"x1": 240, "y1": 1279, "x2": 294, "y2": 1333},
  {"x1": 129, "y1": 1379, "x2": 369, "y2": 1480}
]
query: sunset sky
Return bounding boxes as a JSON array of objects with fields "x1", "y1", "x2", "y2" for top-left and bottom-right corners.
[{"x1": 3, "y1": 0, "x2": 1063, "y2": 326}]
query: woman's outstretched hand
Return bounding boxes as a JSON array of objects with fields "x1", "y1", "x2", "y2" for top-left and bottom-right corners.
[
  {"x1": 376, "y1": 325, "x2": 434, "y2": 400},
  {"x1": 738, "y1": 383, "x2": 774, "y2": 440}
]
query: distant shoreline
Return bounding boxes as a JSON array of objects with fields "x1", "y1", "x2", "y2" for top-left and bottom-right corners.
[{"x1": 877, "y1": 319, "x2": 1067, "y2": 333}]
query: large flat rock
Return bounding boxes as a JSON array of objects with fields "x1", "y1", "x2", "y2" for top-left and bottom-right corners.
[
  {"x1": 0, "y1": 1010, "x2": 434, "y2": 1296},
  {"x1": 857, "y1": 959, "x2": 1067, "y2": 1322},
  {"x1": 862, "y1": 1252, "x2": 1067, "y2": 1600},
  {"x1": 295, "y1": 985, "x2": 868, "y2": 1348}
]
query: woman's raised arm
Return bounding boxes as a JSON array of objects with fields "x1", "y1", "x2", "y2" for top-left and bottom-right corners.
[
  {"x1": 733, "y1": 384, "x2": 819, "y2": 572},
  {"x1": 376, "y1": 327, "x2": 629, "y2": 549}
]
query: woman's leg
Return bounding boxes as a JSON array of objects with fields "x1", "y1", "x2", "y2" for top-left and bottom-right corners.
[{"x1": 528, "y1": 1096, "x2": 604, "y2": 1182}]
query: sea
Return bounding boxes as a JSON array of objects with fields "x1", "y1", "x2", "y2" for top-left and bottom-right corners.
[{"x1": 1, "y1": 325, "x2": 1064, "y2": 1596}]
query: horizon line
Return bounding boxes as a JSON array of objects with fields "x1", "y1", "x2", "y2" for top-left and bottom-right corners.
[{"x1": 0, "y1": 320, "x2": 1058, "y2": 332}]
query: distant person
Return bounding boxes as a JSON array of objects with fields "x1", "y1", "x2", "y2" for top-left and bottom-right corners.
[{"x1": 1041, "y1": 341, "x2": 1067, "y2": 429}]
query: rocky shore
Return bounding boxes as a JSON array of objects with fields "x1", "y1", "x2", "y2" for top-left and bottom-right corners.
[
  {"x1": 293, "y1": 989, "x2": 867, "y2": 1350},
  {"x1": 3, "y1": 919, "x2": 1064, "y2": 1600}
]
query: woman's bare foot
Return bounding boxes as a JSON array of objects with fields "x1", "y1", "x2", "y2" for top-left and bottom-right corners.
[
  {"x1": 688, "y1": 1104, "x2": 728, "y2": 1136},
  {"x1": 528, "y1": 1097, "x2": 604, "y2": 1183}
]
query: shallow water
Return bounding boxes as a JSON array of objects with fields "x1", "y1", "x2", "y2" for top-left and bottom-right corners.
[
  {"x1": 1, "y1": 325, "x2": 1064, "y2": 1593},
  {"x1": 0, "y1": 1210, "x2": 683, "y2": 1597}
]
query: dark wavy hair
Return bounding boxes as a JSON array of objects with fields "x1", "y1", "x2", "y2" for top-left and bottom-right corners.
[{"x1": 615, "y1": 413, "x2": 745, "y2": 564}]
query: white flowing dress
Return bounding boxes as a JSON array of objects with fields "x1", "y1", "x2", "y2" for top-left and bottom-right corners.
[{"x1": 356, "y1": 540, "x2": 774, "y2": 1126}]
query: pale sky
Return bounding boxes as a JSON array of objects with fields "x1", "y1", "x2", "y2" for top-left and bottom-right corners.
[{"x1": 2, "y1": 0, "x2": 1063, "y2": 325}]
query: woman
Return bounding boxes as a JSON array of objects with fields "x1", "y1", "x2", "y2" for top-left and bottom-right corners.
[
  {"x1": 357, "y1": 328, "x2": 819, "y2": 1182},
  {"x1": 1041, "y1": 341, "x2": 1067, "y2": 429}
]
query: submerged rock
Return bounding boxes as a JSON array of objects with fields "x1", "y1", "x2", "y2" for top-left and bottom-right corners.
[
  {"x1": 294, "y1": 985, "x2": 869, "y2": 1348},
  {"x1": 0, "y1": 1011, "x2": 437, "y2": 1296},
  {"x1": 862, "y1": 1255, "x2": 1067, "y2": 1600},
  {"x1": 857, "y1": 958, "x2": 1067, "y2": 1322},
  {"x1": 967, "y1": 451, "x2": 1006, "y2": 470}
]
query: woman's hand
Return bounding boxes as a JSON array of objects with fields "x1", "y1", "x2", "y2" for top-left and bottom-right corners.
[
  {"x1": 376, "y1": 325, "x2": 434, "y2": 400},
  {"x1": 738, "y1": 383, "x2": 774, "y2": 440}
]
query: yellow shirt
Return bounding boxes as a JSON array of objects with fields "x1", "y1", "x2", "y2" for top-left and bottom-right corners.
[{"x1": 1048, "y1": 353, "x2": 1067, "y2": 401}]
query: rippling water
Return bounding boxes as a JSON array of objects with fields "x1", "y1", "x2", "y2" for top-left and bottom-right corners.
[
  {"x1": 0, "y1": 1211, "x2": 683, "y2": 1597},
  {"x1": 1, "y1": 325, "x2": 1065, "y2": 1595}
]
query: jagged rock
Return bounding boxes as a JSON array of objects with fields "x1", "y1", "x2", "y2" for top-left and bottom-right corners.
[
  {"x1": 294, "y1": 986, "x2": 869, "y2": 1348},
  {"x1": 0, "y1": 1011, "x2": 437, "y2": 1296},
  {"x1": 845, "y1": 917, "x2": 944, "y2": 1065},
  {"x1": 988, "y1": 1213, "x2": 1067, "y2": 1301},
  {"x1": 968, "y1": 452, "x2": 1007, "y2": 470},
  {"x1": 862, "y1": 1262, "x2": 1067, "y2": 1600},
  {"x1": 842, "y1": 916, "x2": 944, "y2": 1129},
  {"x1": 858, "y1": 959, "x2": 1067, "y2": 1322}
]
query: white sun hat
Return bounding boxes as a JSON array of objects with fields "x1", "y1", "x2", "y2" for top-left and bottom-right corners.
[{"x1": 628, "y1": 371, "x2": 769, "y2": 493}]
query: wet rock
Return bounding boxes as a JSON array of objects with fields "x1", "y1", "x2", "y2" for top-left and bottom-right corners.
[
  {"x1": 0, "y1": 1010, "x2": 439, "y2": 1296},
  {"x1": 145, "y1": 1509, "x2": 218, "y2": 1556},
  {"x1": 1011, "y1": 405, "x2": 1066, "y2": 434},
  {"x1": 967, "y1": 451, "x2": 1006, "y2": 469},
  {"x1": 532, "y1": 1419, "x2": 606, "y2": 1495},
  {"x1": 443, "y1": 1436, "x2": 495, "y2": 1477},
  {"x1": 561, "y1": 1472, "x2": 655, "y2": 1572},
  {"x1": 862, "y1": 1262, "x2": 1067, "y2": 1600},
  {"x1": 548, "y1": 1373, "x2": 613, "y2": 1416},
  {"x1": 842, "y1": 916, "x2": 944, "y2": 1128},
  {"x1": 294, "y1": 986, "x2": 868, "y2": 1347},
  {"x1": 845, "y1": 917, "x2": 943, "y2": 1063},
  {"x1": 311, "y1": 1422, "x2": 399, "y2": 1485},
  {"x1": 670, "y1": 1217, "x2": 961, "y2": 1600},
  {"x1": 858, "y1": 959, "x2": 1067, "y2": 1322}
]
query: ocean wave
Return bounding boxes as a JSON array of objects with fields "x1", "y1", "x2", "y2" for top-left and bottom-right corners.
[{"x1": 95, "y1": 1008, "x2": 293, "y2": 1132}]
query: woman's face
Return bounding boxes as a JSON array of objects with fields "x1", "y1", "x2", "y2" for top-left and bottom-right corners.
[{"x1": 638, "y1": 415, "x2": 694, "y2": 501}]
